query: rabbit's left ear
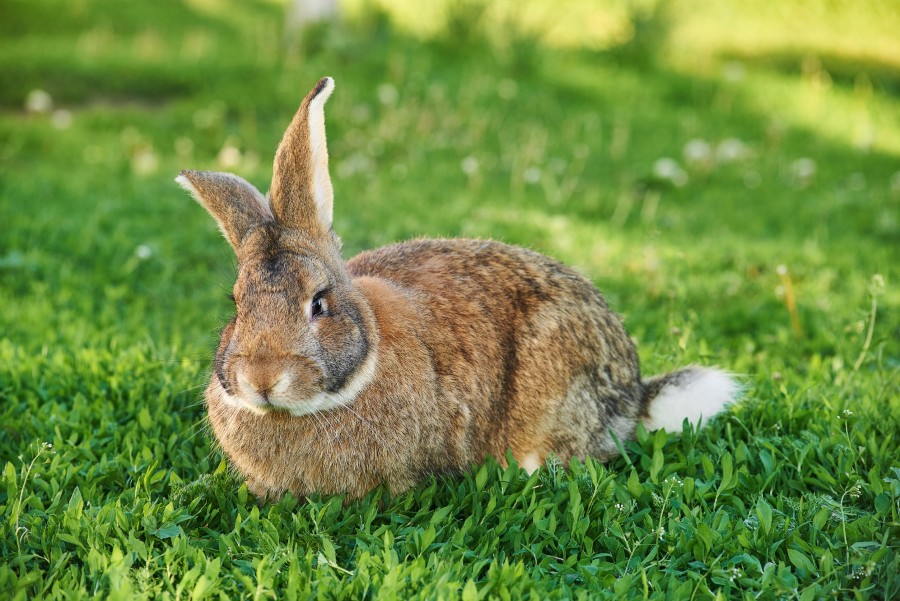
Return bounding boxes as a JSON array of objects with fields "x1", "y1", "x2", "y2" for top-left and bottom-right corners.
[
  {"x1": 269, "y1": 77, "x2": 335, "y2": 240},
  {"x1": 177, "y1": 170, "x2": 273, "y2": 252}
]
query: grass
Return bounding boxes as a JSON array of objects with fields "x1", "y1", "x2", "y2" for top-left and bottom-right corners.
[{"x1": 1, "y1": 0, "x2": 898, "y2": 598}]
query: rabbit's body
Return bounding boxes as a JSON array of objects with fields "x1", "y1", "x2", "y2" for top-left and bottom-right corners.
[
  {"x1": 181, "y1": 78, "x2": 738, "y2": 502},
  {"x1": 346, "y1": 238, "x2": 643, "y2": 464},
  {"x1": 208, "y1": 238, "x2": 643, "y2": 499}
]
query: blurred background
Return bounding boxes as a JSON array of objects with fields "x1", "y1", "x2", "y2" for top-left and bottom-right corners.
[{"x1": 1, "y1": 0, "x2": 898, "y2": 403}]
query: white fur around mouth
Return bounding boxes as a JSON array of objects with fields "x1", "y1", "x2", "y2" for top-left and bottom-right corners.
[
  {"x1": 218, "y1": 388, "x2": 275, "y2": 416},
  {"x1": 277, "y1": 348, "x2": 378, "y2": 416},
  {"x1": 218, "y1": 349, "x2": 378, "y2": 417}
]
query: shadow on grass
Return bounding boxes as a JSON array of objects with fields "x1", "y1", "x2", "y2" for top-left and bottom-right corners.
[
  {"x1": 0, "y1": 0, "x2": 284, "y2": 106},
  {"x1": 721, "y1": 48, "x2": 900, "y2": 96}
]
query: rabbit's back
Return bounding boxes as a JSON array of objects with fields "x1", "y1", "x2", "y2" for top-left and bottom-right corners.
[{"x1": 347, "y1": 238, "x2": 644, "y2": 466}]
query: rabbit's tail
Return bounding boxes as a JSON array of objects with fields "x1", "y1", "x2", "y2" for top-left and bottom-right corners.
[{"x1": 641, "y1": 367, "x2": 739, "y2": 432}]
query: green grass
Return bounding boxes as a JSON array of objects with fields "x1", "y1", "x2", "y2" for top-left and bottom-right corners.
[{"x1": 1, "y1": 0, "x2": 898, "y2": 598}]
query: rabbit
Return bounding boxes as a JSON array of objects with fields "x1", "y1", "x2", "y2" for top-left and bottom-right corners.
[{"x1": 176, "y1": 77, "x2": 738, "y2": 501}]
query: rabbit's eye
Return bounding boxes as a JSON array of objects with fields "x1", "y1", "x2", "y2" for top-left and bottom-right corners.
[{"x1": 311, "y1": 290, "x2": 328, "y2": 318}]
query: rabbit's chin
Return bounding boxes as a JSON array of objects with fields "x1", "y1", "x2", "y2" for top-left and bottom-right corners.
[
  {"x1": 218, "y1": 390, "x2": 276, "y2": 416},
  {"x1": 217, "y1": 349, "x2": 379, "y2": 418}
]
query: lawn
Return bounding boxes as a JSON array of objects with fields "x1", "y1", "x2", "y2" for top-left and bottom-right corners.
[{"x1": 1, "y1": 0, "x2": 898, "y2": 598}]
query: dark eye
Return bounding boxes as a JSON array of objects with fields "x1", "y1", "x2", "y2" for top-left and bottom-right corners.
[{"x1": 311, "y1": 290, "x2": 328, "y2": 318}]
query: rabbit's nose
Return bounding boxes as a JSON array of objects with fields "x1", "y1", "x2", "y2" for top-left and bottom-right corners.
[{"x1": 237, "y1": 363, "x2": 288, "y2": 401}]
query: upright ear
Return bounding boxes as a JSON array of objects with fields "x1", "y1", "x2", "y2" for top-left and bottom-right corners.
[
  {"x1": 269, "y1": 77, "x2": 335, "y2": 239},
  {"x1": 176, "y1": 170, "x2": 273, "y2": 251}
]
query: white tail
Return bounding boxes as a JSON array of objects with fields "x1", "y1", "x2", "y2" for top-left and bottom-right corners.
[{"x1": 642, "y1": 367, "x2": 739, "y2": 432}]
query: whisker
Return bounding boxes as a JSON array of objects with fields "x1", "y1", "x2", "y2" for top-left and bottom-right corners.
[
  {"x1": 181, "y1": 398, "x2": 208, "y2": 411},
  {"x1": 333, "y1": 401, "x2": 385, "y2": 445},
  {"x1": 183, "y1": 423, "x2": 209, "y2": 444},
  {"x1": 309, "y1": 411, "x2": 328, "y2": 439},
  {"x1": 177, "y1": 382, "x2": 209, "y2": 395},
  {"x1": 316, "y1": 408, "x2": 342, "y2": 442}
]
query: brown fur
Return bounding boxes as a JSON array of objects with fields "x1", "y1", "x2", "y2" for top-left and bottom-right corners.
[{"x1": 178, "y1": 77, "x2": 710, "y2": 501}]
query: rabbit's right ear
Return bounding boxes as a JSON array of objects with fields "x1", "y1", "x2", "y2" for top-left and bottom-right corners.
[
  {"x1": 177, "y1": 170, "x2": 273, "y2": 252},
  {"x1": 269, "y1": 77, "x2": 335, "y2": 241}
]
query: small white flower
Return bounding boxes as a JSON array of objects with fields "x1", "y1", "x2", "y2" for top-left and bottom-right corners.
[
  {"x1": 683, "y1": 139, "x2": 712, "y2": 166},
  {"x1": 652, "y1": 157, "x2": 680, "y2": 178},
  {"x1": 218, "y1": 146, "x2": 241, "y2": 168},
  {"x1": 716, "y1": 138, "x2": 749, "y2": 163},
  {"x1": 218, "y1": 139, "x2": 242, "y2": 169},
  {"x1": 776, "y1": 265, "x2": 788, "y2": 276},
  {"x1": 790, "y1": 158, "x2": 817, "y2": 186},
  {"x1": 523, "y1": 167, "x2": 541, "y2": 184},
  {"x1": 461, "y1": 156, "x2": 479, "y2": 176},
  {"x1": 656, "y1": 526, "x2": 666, "y2": 539},
  {"x1": 135, "y1": 245, "x2": 153, "y2": 260},
  {"x1": 842, "y1": 409, "x2": 853, "y2": 418},
  {"x1": 131, "y1": 148, "x2": 158, "y2": 176},
  {"x1": 377, "y1": 83, "x2": 398, "y2": 106},
  {"x1": 652, "y1": 158, "x2": 688, "y2": 186},
  {"x1": 25, "y1": 89, "x2": 53, "y2": 114}
]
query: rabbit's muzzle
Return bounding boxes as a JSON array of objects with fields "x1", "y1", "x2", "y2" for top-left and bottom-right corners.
[
  {"x1": 214, "y1": 321, "x2": 326, "y2": 414},
  {"x1": 232, "y1": 353, "x2": 324, "y2": 412}
]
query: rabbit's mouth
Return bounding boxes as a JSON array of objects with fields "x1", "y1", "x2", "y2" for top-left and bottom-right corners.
[
  {"x1": 230, "y1": 370, "x2": 294, "y2": 415},
  {"x1": 213, "y1": 348, "x2": 377, "y2": 418},
  {"x1": 213, "y1": 377, "x2": 280, "y2": 416}
]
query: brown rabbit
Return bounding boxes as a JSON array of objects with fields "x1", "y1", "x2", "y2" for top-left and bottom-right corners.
[{"x1": 177, "y1": 77, "x2": 738, "y2": 501}]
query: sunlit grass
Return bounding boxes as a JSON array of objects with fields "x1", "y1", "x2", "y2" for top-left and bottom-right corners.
[{"x1": 675, "y1": 0, "x2": 900, "y2": 69}]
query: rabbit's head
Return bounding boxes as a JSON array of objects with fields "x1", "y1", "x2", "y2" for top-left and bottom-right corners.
[{"x1": 178, "y1": 78, "x2": 377, "y2": 417}]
